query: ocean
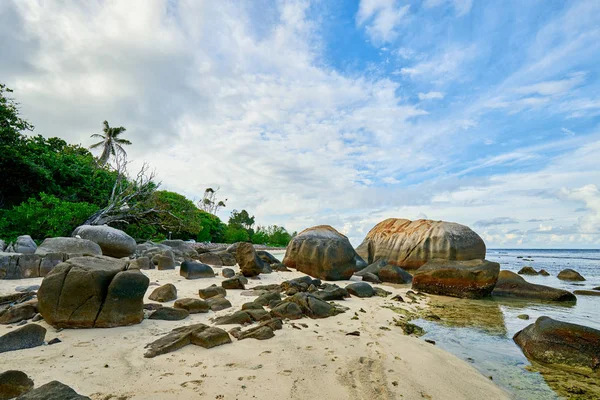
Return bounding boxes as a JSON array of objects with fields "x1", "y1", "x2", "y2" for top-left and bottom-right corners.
[{"x1": 416, "y1": 249, "x2": 600, "y2": 399}]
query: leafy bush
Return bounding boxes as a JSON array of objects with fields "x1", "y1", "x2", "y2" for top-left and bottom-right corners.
[
  {"x1": 224, "y1": 226, "x2": 250, "y2": 243},
  {"x1": 0, "y1": 193, "x2": 99, "y2": 242},
  {"x1": 251, "y1": 225, "x2": 294, "y2": 247}
]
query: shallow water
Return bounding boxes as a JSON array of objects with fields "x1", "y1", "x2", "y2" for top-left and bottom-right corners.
[{"x1": 415, "y1": 249, "x2": 600, "y2": 399}]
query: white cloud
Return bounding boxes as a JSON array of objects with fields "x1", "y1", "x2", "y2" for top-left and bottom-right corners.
[
  {"x1": 356, "y1": 0, "x2": 410, "y2": 45},
  {"x1": 515, "y1": 72, "x2": 586, "y2": 96},
  {"x1": 398, "y1": 45, "x2": 477, "y2": 83},
  {"x1": 418, "y1": 91, "x2": 445, "y2": 100},
  {"x1": 423, "y1": 0, "x2": 473, "y2": 17}
]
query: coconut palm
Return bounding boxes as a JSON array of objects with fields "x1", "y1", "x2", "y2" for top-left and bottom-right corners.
[{"x1": 90, "y1": 120, "x2": 132, "y2": 165}]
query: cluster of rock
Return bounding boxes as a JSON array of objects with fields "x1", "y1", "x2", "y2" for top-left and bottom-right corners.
[{"x1": 1, "y1": 236, "x2": 102, "y2": 279}]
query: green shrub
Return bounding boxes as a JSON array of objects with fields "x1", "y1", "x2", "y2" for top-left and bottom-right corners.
[{"x1": 0, "y1": 193, "x2": 99, "y2": 242}]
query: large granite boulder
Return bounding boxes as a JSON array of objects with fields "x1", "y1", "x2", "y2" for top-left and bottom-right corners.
[
  {"x1": 412, "y1": 259, "x2": 500, "y2": 299},
  {"x1": 492, "y1": 271, "x2": 576, "y2": 301},
  {"x1": 282, "y1": 225, "x2": 366, "y2": 280},
  {"x1": 514, "y1": 316, "x2": 600, "y2": 375},
  {"x1": 197, "y1": 252, "x2": 223, "y2": 266},
  {"x1": 35, "y1": 237, "x2": 102, "y2": 257},
  {"x1": 236, "y1": 242, "x2": 264, "y2": 277},
  {"x1": 356, "y1": 219, "x2": 486, "y2": 270},
  {"x1": 71, "y1": 225, "x2": 136, "y2": 258},
  {"x1": 0, "y1": 324, "x2": 46, "y2": 353},
  {"x1": 14, "y1": 380, "x2": 90, "y2": 400},
  {"x1": 37, "y1": 255, "x2": 149, "y2": 328},
  {"x1": 0, "y1": 240, "x2": 5, "y2": 252}
]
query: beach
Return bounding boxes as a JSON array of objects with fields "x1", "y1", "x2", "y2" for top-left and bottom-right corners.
[{"x1": 0, "y1": 254, "x2": 509, "y2": 400}]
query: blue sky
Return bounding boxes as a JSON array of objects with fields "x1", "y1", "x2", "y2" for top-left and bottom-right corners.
[{"x1": 1, "y1": 0, "x2": 599, "y2": 248}]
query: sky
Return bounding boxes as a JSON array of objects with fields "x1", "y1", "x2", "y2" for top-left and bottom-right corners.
[{"x1": 1, "y1": 0, "x2": 600, "y2": 248}]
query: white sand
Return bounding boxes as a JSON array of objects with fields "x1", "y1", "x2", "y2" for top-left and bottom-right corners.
[{"x1": 0, "y1": 257, "x2": 510, "y2": 400}]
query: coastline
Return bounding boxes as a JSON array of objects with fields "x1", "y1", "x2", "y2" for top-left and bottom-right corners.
[{"x1": 0, "y1": 264, "x2": 509, "y2": 399}]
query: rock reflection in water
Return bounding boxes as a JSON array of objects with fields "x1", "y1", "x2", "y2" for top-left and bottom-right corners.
[{"x1": 425, "y1": 295, "x2": 507, "y2": 336}]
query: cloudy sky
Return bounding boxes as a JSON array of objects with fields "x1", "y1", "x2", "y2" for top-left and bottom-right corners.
[{"x1": 2, "y1": 0, "x2": 600, "y2": 248}]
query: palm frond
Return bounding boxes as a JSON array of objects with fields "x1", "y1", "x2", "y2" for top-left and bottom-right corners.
[
  {"x1": 90, "y1": 133, "x2": 105, "y2": 139},
  {"x1": 89, "y1": 141, "x2": 105, "y2": 149},
  {"x1": 116, "y1": 138, "x2": 132, "y2": 145}
]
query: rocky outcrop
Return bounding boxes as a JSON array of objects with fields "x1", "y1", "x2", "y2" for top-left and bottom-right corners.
[
  {"x1": 180, "y1": 261, "x2": 214, "y2": 279},
  {"x1": 0, "y1": 370, "x2": 34, "y2": 399},
  {"x1": 35, "y1": 237, "x2": 102, "y2": 257},
  {"x1": 236, "y1": 242, "x2": 264, "y2": 277},
  {"x1": 412, "y1": 259, "x2": 500, "y2": 299},
  {"x1": 492, "y1": 271, "x2": 576, "y2": 301},
  {"x1": 514, "y1": 316, "x2": 600, "y2": 375},
  {"x1": 356, "y1": 219, "x2": 486, "y2": 270},
  {"x1": 144, "y1": 323, "x2": 231, "y2": 358},
  {"x1": 557, "y1": 268, "x2": 585, "y2": 281},
  {"x1": 72, "y1": 225, "x2": 136, "y2": 258},
  {"x1": 282, "y1": 225, "x2": 366, "y2": 280},
  {"x1": 0, "y1": 324, "x2": 46, "y2": 353},
  {"x1": 15, "y1": 380, "x2": 90, "y2": 400},
  {"x1": 37, "y1": 255, "x2": 149, "y2": 328}
]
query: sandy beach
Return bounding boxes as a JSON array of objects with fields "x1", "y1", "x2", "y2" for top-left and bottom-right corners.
[{"x1": 0, "y1": 257, "x2": 510, "y2": 400}]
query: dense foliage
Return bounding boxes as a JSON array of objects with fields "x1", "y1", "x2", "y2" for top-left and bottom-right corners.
[
  {"x1": 0, "y1": 193, "x2": 99, "y2": 241},
  {"x1": 121, "y1": 190, "x2": 227, "y2": 242},
  {"x1": 0, "y1": 84, "x2": 291, "y2": 246},
  {"x1": 223, "y1": 209, "x2": 294, "y2": 246}
]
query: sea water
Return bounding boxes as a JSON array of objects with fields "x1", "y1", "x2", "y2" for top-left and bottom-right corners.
[{"x1": 416, "y1": 249, "x2": 600, "y2": 399}]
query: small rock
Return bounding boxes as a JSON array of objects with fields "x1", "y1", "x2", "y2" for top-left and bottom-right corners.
[
  {"x1": 148, "y1": 283, "x2": 177, "y2": 302},
  {"x1": 180, "y1": 261, "x2": 214, "y2": 279},
  {"x1": 345, "y1": 282, "x2": 375, "y2": 298},
  {"x1": 425, "y1": 339, "x2": 436, "y2": 345},
  {"x1": 206, "y1": 296, "x2": 232, "y2": 312},
  {"x1": 174, "y1": 298, "x2": 210, "y2": 314},
  {"x1": 47, "y1": 338, "x2": 62, "y2": 345},
  {"x1": 518, "y1": 266, "x2": 538, "y2": 275},
  {"x1": 149, "y1": 307, "x2": 189, "y2": 321},
  {"x1": 198, "y1": 285, "x2": 227, "y2": 299},
  {"x1": 0, "y1": 324, "x2": 46, "y2": 353},
  {"x1": 557, "y1": 269, "x2": 585, "y2": 281},
  {"x1": 222, "y1": 268, "x2": 235, "y2": 278},
  {"x1": 222, "y1": 277, "x2": 245, "y2": 290},
  {"x1": 538, "y1": 269, "x2": 550, "y2": 276},
  {"x1": 362, "y1": 273, "x2": 381, "y2": 284},
  {"x1": 346, "y1": 331, "x2": 360, "y2": 336},
  {"x1": 517, "y1": 314, "x2": 530, "y2": 320}
]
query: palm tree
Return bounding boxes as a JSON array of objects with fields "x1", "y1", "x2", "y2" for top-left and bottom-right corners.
[{"x1": 90, "y1": 120, "x2": 132, "y2": 165}]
